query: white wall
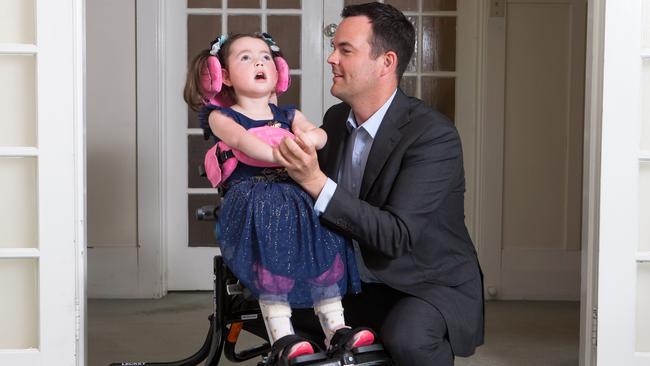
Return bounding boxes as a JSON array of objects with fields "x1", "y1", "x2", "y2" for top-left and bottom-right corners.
[
  {"x1": 86, "y1": 1, "x2": 137, "y2": 248},
  {"x1": 86, "y1": 0, "x2": 138, "y2": 298}
]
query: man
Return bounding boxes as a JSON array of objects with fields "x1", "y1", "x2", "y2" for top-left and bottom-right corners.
[{"x1": 274, "y1": 2, "x2": 484, "y2": 365}]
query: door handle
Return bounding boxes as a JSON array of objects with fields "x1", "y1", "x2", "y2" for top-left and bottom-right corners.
[{"x1": 324, "y1": 23, "x2": 337, "y2": 37}]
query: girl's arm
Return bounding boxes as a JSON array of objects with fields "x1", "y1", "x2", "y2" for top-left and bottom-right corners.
[
  {"x1": 208, "y1": 110, "x2": 276, "y2": 163},
  {"x1": 291, "y1": 110, "x2": 327, "y2": 150}
]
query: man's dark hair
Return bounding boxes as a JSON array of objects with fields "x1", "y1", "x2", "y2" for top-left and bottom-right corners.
[{"x1": 342, "y1": 2, "x2": 415, "y2": 81}]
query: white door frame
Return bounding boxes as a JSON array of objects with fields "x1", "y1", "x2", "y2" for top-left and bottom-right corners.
[
  {"x1": 595, "y1": 0, "x2": 649, "y2": 364},
  {"x1": 578, "y1": 0, "x2": 605, "y2": 364},
  {"x1": 0, "y1": 0, "x2": 85, "y2": 364}
]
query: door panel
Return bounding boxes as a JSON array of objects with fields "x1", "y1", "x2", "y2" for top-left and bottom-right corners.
[{"x1": 486, "y1": 0, "x2": 586, "y2": 300}]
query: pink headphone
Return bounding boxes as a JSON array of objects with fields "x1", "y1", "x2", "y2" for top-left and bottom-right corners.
[{"x1": 199, "y1": 33, "x2": 291, "y2": 107}]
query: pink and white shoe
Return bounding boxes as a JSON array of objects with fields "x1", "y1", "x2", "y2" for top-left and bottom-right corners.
[
  {"x1": 286, "y1": 341, "x2": 315, "y2": 360},
  {"x1": 349, "y1": 329, "x2": 375, "y2": 348},
  {"x1": 329, "y1": 327, "x2": 377, "y2": 354}
]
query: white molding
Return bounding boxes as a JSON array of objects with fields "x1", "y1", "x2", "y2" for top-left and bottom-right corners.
[
  {"x1": 637, "y1": 251, "x2": 650, "y2": 262},
  {"x1": 472, "y1": 0, "x2": 489, "y2": 259},
  {"x1": 0, "y1": 350, "x2": 39, "y2": 366},
  {"x1": 0, "y1": 248, "x2": 40, "y2": 258},
  {"x1": 580, "y1": 1, "x2": 605, "y2": 365},
  {"x1": 455, "y1": 0, "x2": 482, "y2": 245},
  {"x1": 640, "y1": 152, "x2": 650, "y2": 162},
  {"x1": 477, "y1": 8, "x2": 507, "y2": 300},
  {"x1": 187, "y1": 8, "x2": 303, "y2": 15},
  {"x1": 403, "y1": 71, "x2": 457, "y2": 77},
  {"x1": 499, "y1": 248, "x2": 581, "y2": 300},
  {"x1": 187, "y1": 188, "x2": 220, "y2": 194},
  {"x1": 641, "y1": 48, "x2": 650, "y2": 58},
  {"x1": 323, "y1": 0, "x2": 344, "y2": 113},
  {"x1": 72, "y1": 0, "x2": 86, "y2": 362},
  {"x1": 35, "y1": 0, "x2": 81, "y2": 364},
  {"x1": 0, "y1": 147, "x2": 38, "y2": 157},
  {"x1": 301, "y1": 0, "x2": 324, "y2": 123},
  {"x1": 135, "y1": 0, "x2": 167, "y2": 299},
  {"x1": 0, "y1": 44, "x2": 37, "y2": 54},
  {"x1": 87, "y1": 247, "x2": 140, "y2": 298}
]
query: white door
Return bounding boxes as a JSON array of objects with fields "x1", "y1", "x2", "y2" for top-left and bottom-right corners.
[
  {"x1": 480, "y1": 0, "x2": 587, "y2": 301},
  {"x1": 596, "y1": 0, "x2": 650, "y2": 364},
  {"x1": 0, "y1": 0, "x2": 84, "y2": 365},
  {"x1": 165, "y1": 1, "x2": 326, "y2": 290}
]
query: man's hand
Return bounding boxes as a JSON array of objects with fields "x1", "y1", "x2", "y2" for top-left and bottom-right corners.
[{"x1": 274, "y1": 129, "x2": 328, "y2": 199}]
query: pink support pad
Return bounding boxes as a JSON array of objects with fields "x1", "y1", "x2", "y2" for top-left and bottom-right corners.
[
  {"x1": 203, "y1": 126, "x2": 295, "y2": 187},
  {"x1": 232, "y1": 126, "x2": 294, "y2": 167}
]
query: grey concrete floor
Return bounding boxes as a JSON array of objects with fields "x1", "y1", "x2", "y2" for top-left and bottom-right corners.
[{"x1": 88, "y1": 293, "x2": 579, "y2": 366}]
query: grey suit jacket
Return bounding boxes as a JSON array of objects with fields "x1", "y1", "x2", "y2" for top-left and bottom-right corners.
[{"x1": 318, "y1": 89, "x2": 484, "y2": 356}]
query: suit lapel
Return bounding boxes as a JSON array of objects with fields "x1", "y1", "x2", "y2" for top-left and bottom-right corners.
[
  {"x1": 322, "y1": 106, "x2": 350, "y2": 181},
  {"x1": 359, "y1": 90, "x2": 409, "y2": 199}
]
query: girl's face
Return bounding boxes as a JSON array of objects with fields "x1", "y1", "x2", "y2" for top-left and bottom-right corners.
[{"x1": 222, "y1": 37, "x2": 279, "y2": 99}]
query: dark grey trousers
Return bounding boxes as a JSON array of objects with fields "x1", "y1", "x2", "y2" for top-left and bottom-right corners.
[{"x1": 293, "y1": 282, "x2": 454, "y2": 366}]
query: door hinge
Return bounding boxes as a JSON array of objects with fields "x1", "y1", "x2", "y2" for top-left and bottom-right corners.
[
  {"x1": 591, "y1": 307, "x2": 598, "y2": 346},
  {"x1": 75, "y1": 300, "x2": 81, "y2": 341}
]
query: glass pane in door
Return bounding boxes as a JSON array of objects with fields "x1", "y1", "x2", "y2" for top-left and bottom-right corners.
[
  {"x1": 229, "y1": 0, "x2": 260, "y2": 9},
  {"x1": 0, "y1": 55, "x2": 36, "y2": 147},
  {"x1": 636, "y1": 262, "x2": 650, "y2": 352},
  {"x1": 188, "y1": 194, "x2": 221, "y2": 247},
  {"x1": 188, "y1": 135, "x2": 216, "y2": 189},
  {"x1": 640, "y1": 162, "x2": 650, "y2": 252},
  {"x1": 267, "y1": 15, "x2": 301, "y2": 68},
  {"x1": 421, "y1": 76, "x2": 455, "y2": 120},
  {"x1": 385, "y1": 0, "x2": 418, "y2": 11},
  {"x1": 0, "y1": 157, "x2": 38, "y2": 249},
  {"x1": 422, "y1": 16, "x2": 456, "y2": 72},
  {"x1": 642, "y1": 59, "x2": 650, "y2": 151},
  {"x1": 267, "y1": 0, "x2": 301, "y2": 9},
  {"x1": 0, "y1": 0, "x2": 34, "y2": 43},
  {"x1": 228, "y1": 15, "x2": 262, "y2": 35},
  {"x1": 422, "y1": 0, "x2": 456, "y2": 11},
  {"x1": 642, "y1": 0, "x2": 650, "y2": 49},
  {"x1": 188, "y1": 0, "x2": 222, "y2": 8},
  {"x1": 0, "y1": 259, "x2": 38, "y2": 349}
]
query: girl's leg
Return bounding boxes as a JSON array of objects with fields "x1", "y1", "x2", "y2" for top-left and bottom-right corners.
[
  {"x1": 313, "y1": 297, "x2": 374, "y2": 348},
  {"x1": 258, "y1": 300, "x2": 314, "y2": 359}
]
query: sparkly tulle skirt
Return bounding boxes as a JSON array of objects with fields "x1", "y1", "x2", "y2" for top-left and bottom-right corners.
[{"x1": 216, "y1": 175, "x2": 361, "y2": 308}]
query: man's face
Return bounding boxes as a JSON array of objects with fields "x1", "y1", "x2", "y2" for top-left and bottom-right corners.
[{"x1": 327, "y1": 16, "x2": 384, "y2": 103}]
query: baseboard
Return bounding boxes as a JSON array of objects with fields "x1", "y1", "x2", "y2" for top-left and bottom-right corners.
[
  {"x1": 87, "y1": 246, "x2": 162, "y2": 299},
  {"x1": 499, "y1": 248, "x2": 581, "y2": 301}
]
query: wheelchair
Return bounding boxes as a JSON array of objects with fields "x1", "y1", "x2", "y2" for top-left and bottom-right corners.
[{"x1": 110, "y1": 201, "x2": 393, "y2": 366}]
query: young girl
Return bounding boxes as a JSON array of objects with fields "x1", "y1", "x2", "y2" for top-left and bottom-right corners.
[{"x1": 184, "y1": 33, "x2": 374, "y2": 360}]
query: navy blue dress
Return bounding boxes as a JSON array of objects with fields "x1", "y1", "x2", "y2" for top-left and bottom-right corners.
[{"x1": 200, "y1": 104, "x2": 361, "y2": 308}]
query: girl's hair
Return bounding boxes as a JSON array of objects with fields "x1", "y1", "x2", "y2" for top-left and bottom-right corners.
[{"x1": 183, "y1": 33, "x2": 284, "y2": 112}]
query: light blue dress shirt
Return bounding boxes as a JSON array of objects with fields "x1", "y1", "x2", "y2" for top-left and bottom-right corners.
[{"x1": 314, "y1": 90, "x2": 398, "y2": 282}]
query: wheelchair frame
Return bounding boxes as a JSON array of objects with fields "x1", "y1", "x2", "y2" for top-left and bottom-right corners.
[{"x1": 110, "y1": 204, "x2": 393, "y2": 366}]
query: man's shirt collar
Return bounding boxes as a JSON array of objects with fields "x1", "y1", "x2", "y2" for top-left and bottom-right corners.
[{"x1": 345, "y1": 89, "x2": 398, "y2": 138}]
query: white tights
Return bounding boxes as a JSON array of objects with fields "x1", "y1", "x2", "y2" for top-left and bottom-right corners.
[{"x1": 258, "y1": 297, "x2": 346, "y2": 346}]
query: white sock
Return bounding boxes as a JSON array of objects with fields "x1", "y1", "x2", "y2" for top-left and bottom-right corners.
[
  {"x1": 313, "y1": 297, "x2": 346, "y2": 346},
  {"x1": 259, "y1": 300, "x2": 294, "y2": 344}
]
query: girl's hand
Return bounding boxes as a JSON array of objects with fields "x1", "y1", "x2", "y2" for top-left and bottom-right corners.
[{"x1": 273, "y1": 130, "x2": 328, "y2": 199}]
